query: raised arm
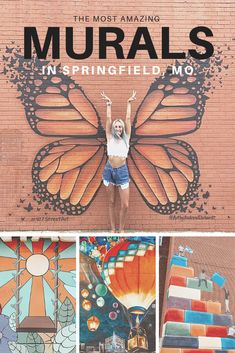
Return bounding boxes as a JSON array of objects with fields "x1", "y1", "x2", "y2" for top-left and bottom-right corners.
[
  {"x1": 101, "y1": 92, "x2": 112, "y2": 140},
  {"x1": 126, "y1": 90, "x2": 136, "y2": 137}
]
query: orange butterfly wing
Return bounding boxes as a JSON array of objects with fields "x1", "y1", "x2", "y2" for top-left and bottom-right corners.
[
  {"x1": 128, "y1": 138, "x2": 199, "y2": 214},
  {"x1": 3, "y1": 50, "x2": 103, "y2": 137},
  {"x1": 33, "y1": 138, "x2": 106, "y2": 214},
  {"x1": 22, "y1": 71, "x2": 102, "y2": 137},
  {"x1": 129, "y1": 60, "x2": 208, "y2": 213},
  {"x1": 3, "y1": 50, "x2": 106, "y2": 214},
  {"x1": 134, "y1": 67, "x2": 206, "y2": 137}
]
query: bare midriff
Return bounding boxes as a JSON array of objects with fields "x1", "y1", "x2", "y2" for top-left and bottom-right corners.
[{"x1": 108, "y1": 156, "x2": 127, "y2": 168}]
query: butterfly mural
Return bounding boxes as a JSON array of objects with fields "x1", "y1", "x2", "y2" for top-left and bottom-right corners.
[{"x1": 3, "y1": 47, "x2": 215, "y2": 216}]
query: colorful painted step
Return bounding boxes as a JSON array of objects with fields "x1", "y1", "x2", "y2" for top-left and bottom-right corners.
[
  {"x1": 164, "y1": 309, "x2": 232, "y2": 326},
  {"x1": 206, "y1": 301, "x2": 221, "y2": 315},
  {"x1": 162, "y1": 336, "x2": 198, "y2": 348},
  {"x1": 191, "y1": 324, "x2": 206, "y2": 336},
  {"x1": 214, "y1": 314, "x2": 233, "y2": 327},
  {"x1": 168, "y1": 296, "x2": 192, "y2": 311},
  {"x1": 168, "y1": 285, "x2": 201, "y2": 300},
  {"x1": 206, "y1": 325, "x2": 228, "y2": 337},
  {"x1": 163, "y1": 322, "x2": 191, "y2": 337},
  {"x1": 160, "y1": 349, "x2": 235, "y2": 353},
  {"x1": 170, "y1": 265, "x2": 195, "y2": 278},
  {"x1": 185, "y1": 311, "x2": 213, "y2": 325},
  {"x1": 169, "y1": 276, "x2": 213, "y2": 292},
  {"x1": 164, "y1": 309, "x2": 185, "y2": 323},
  {"x1": 169, "y1": 275, "x2": 187, "y2": 287},
  {"x1": 198, "y1": 337, "x2": 223, "y2": 349},
  {"x1": 191, "y1": 300, "x2": 207, "y2": 312},
  {"x1": 161, "y1": 349, "x2": 182, "y2": 353},
  {"x1": 163, "y1": 322, "x2": 228, "y2": 337},
  {"x1": 162, "y1": 336, "x2": 235, "y2": 349},
  {"x1": 167, "y1": 297, "x2": 221, "y2": 314},
  {"x1": 222, "y1": 339, "x2": 235, "y2": 349},
  {"x1": 170, "y1": 255, "x2": 188, "y2": 268},
  {"x1": 187, "y1": 278, "x2": 213, "y2": 292}
]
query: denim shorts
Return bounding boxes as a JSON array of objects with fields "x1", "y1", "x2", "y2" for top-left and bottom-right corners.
[{"x1": 102, "y1": 161, "x2": 130, "y2": 189}]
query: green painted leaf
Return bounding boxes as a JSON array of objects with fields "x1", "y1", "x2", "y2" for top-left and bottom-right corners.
[
  {"x1": 17, "y1": 332, "x2": 29, "y2": 345},
  {"x1": 9, "y1": 342, "x2": 29, "y2": 353},
  {"x1": 26, "y1": 332, "x2": 45, "y2": 353},
  {"x1": 69, "y1": 348, "x2": 76, "y2": 353},
  {"x1": 58, "y1": 297, "x2": 75, "y2": 328},
  {"x1": 9, "y1": 312, "x2": 17, "y2": 332},
  {"x1": 53, "y1": 324, "x2": 76, "y2": 353}
]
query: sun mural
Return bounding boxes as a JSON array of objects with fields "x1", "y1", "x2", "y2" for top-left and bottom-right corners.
[{"x1": 0, "y1": 238, "x2": 76, "y2": 328}]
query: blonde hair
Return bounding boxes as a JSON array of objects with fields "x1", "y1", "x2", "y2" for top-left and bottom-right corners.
[{"x1": 111, "y1": 119, "x2": 127, "y2": 141}]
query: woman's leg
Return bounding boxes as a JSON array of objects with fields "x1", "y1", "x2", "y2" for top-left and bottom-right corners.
[
  {"x1": 225, "y1": 299, "x2": 230, "y2": 313},
  {"x1": 106, "y1": 184, "x2": 116, "y2": 232},
  {"x1": 118, "y1": 186, "x2": 129, "y2": 232}
]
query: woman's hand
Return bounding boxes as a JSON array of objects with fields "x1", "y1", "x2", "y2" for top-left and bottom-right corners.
[
  {"x1": 101, "y1": 92, "x2": 112, "y2": 105},
  {"x1": 127, "y1": 90, "x2": 136, "y2": 103}
]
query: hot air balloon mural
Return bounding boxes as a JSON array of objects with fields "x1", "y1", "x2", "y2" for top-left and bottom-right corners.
[
  {"x1": 82, "y1": 299, "x2": 92, "y2": 311},
  {"x1": 79, "y1": 236, "x2": 156, "y2": 353},
  {"x1": 87, "y1": 315, "x2": 100, "y2": 331},
  {"x1": 101, "y1": 241, "x2": 155, "y2": 321}
]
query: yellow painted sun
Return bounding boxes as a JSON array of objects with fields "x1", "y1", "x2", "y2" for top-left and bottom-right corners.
[{"x1": 26, "y1": 254, "x2": 49, "y2": 276}]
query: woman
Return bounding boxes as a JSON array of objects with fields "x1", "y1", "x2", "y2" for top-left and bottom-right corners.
[
  {"x1": 224, "y1": 287, "x2": 230, "y2": 313},
  {"x1": 101, "y1": 90, "x2": 136, "y2": 233}
]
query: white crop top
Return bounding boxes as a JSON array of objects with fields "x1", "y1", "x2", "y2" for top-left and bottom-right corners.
[{"x1": 107, "y1": 137, "x2": 129, "y2": 158}]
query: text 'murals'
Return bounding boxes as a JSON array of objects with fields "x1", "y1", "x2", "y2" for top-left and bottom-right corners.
[{"x1": 24, "y1": 26, "x2": 214, "y2": 60}]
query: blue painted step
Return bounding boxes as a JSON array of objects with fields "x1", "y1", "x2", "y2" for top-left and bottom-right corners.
[
  {"x1": 170, "y1": 255, "x2": 188, "y2": 268},
  {"x1": 162, "y1": 336, "x2": 198, "y2": 348}
]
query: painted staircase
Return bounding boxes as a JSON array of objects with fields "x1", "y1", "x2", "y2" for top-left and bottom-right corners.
[{"x1": 160, "y1": 255, "x2": 235, "y2": 353}]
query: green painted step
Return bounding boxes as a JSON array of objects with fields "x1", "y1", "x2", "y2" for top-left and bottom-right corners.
[
  {"x1": 164, "y1": 322, "x2": 190, "y2": 336},
  {"x1": 187, "y1": 278, "x2": 213, "y2": 292}
]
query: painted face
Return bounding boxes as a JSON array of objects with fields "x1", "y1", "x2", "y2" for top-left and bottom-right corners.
[{"x1": 114, "y1": 122, "x2": 123, "y2": 136}]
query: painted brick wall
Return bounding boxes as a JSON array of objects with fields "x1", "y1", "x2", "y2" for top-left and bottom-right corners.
[{"x1": 0, "y1": 0, "x2": 234, "y2": 231}]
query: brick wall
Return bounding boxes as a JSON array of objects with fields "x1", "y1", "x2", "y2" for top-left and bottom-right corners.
[{"x1": 0, "y1": 0, "x2": 234, "y2": 231}]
